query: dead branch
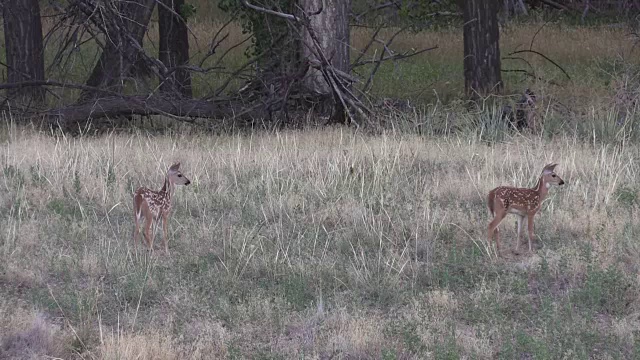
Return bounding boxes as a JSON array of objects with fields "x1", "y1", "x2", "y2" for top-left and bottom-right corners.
[
  {"x1": 362, "y1": 27, "x2": 407, "y2": 92},
  {"x1": 197, "y1": 16, "x2": 239, "y2": 67},
  {"x1": 500, "y1": 69, "x2": 564, "y2": 87},
  {"x1": 506, "y1": 49, "x2": 571, "y2": 80},
  {"x1": 240, "y1": 0, "x2": 299, "y2": 21},
  {"x1": 352, "y1": 23, "x2": 384, "y2": 66},
  {"x1": 352, "y1": 1, "x2": 402, "y2": 24},
  {"x1": 351, "y1": 46, "x2": 438, "y2": 68},
  {"x1": 212, "y1": 33, "x2": 288, "y2": 97}
]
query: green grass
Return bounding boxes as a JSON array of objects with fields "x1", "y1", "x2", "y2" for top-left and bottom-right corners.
[{"x1": 1, "y1": 123, "x2": 640, "y2": 358}]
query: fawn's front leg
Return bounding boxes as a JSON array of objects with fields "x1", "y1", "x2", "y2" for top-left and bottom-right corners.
[
  {"x1": 133, "y1": 217, "x2": 140, "y2": 248},
  {"x1": 144, "y1": 216, "x2": 155, "y2": 250},
  {"x1": 162, "y1": 212, "x2": 170, "y2": 255},
  {"x1": 515, "y1": 215, "x2": 524, "y2": 254},
  {"x1": 527, "y1": 213, "x2": 535, "y2": 251},
  {"x1": 488, "y1": 210, "x2": 507, "y2": 256}
]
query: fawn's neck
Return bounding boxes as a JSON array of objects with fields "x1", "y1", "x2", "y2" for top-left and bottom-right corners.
[
  {"x1": 160, "y1": 176, "x2": 173, "y2": 202},
  {"x1": 532, "y1": 176, "x2": 549, "y2": 201}
]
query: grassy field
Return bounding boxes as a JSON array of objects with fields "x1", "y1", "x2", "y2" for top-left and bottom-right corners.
[
  {"x1": 1, "y1": 122, "x2": 640, "y2": 358},
  {"x1": 1, "y1": 4, "x2": 640, "y2": 358}
]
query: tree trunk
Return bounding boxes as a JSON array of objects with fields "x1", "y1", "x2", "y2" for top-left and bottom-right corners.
[
  {"x1": 463, "y1": 0, "x2": 502, "y2": 98},
  {"x1": 2, "y1": 0, "x2": 46, "y2": 109},
  {"x1": 299, "y1": 0, "x2": 350, "y2": 93},
  {"x1": 299, "y1": 0, "x2": 351, "y2": 122},
  {"x1": 79, "y1": 0, "x2": 155, "y2": 102},
  {"x1": 158, "y1": 0, "x2": 192, "y2": 98}
]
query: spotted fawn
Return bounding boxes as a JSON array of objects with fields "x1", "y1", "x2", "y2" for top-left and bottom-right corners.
[
  {"x1": 487, "y1": 163, "x2": 565, "y2": 256},
  {"x1": 133, "y1": 162, "x2": 190, "y2": 254}
]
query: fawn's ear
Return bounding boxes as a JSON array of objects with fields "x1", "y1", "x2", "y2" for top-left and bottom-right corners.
[
  {"x1": 169, "y1": 162, "x2": 181, "y2": 171},
  {"x1": 542, "y1": 163, "x2": 557, "y2": 174}
]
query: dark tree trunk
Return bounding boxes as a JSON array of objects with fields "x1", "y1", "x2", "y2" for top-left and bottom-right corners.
[
  {"x1": 299, "y1": 0, "x2": 351, "y2": 122},
  {"x1": 2, "y1": 0, "x2": 46, "y2": 109},
  {"x1": 463, "y1": 0, "x2": 502, "y2": 98},
  {"x1": 79, "y1": 0, "x2": 155, "y2": 102},
  {"x1": 158, "y1": 0, "x2": 192, "y2": 98}
]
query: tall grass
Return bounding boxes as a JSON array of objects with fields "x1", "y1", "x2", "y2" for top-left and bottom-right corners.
[{"x1": 1, "y1": 116, "x2": 640, "y2": 358}]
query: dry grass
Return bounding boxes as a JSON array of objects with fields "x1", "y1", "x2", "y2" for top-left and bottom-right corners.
[
  {"x1": 1, "y1": 121, "x2": 640, "y2": 358},
  {"x1": 0, "y1": 302, "x2": 69, "y2": 359}
]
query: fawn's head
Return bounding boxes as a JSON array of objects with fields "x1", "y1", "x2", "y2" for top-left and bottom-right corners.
[
  {"x1": 168, "y1": 162, "x2": 191, "y2": 186},
  {"x1": 541, "y1": 163, "x2": 565, "y2": 188}
]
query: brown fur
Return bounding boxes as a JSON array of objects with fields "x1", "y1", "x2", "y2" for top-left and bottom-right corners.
[
  {"x1": 133, "y1": 162, "x2": 190, "y2": 254},
  {"x1": 487, "y1": 163, "x2": 565, "y2": 256}
]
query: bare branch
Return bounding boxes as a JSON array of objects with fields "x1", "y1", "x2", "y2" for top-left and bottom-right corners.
[
  {"x1": 352, "y1": 46, "x2": 438, "y2": 68},
  {"x1": 362, "y1": 27, "x2": 408, "y2": 92},
  {"x1": 240, "y1": 0, "x2": 299, "y2": 21},
  {"x1": 507, "y1": 49, "x2": 571, "y2": 80},
  {"x1": 352, "y1": 23, "x2": 384, "y2": 67}
]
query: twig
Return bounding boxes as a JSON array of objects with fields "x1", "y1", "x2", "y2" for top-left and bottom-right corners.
[
  {"x1": 363, "y1": 27, "x2": 406, "y2": 92},
  {"x1": 240, "y1": 0, "x2": 299, "y2": 21},
  {"x1": 502, "y1": 56, "x2": 535, "y2": 72},
  {"x1": 213, "y1": 34, "x2": 287, "y2": 97},
  {"x1": 197, "y1": 15, "x2": 238, "y2": 67},
  {"x1": 211, "y1": 36, "x2": 253, "y2": 69},
  {"x1": 352, "y1": 23, "x2": 384, "y2": 67},
  {"x1": 500, "y1": 69, "x2": 564, "y2": 87},
  {"x1": 352, "y1": 1, "x2": 401, "y2": 24},
  {"x1": 506, "y1": 49, "x2": 571, "y2": 80},
  {"x1": 529, "y1": 19, "x2": 553, "y2": 50},
  {"x1": 352, "y1": 46, "x2": 437, "y2": 67}
]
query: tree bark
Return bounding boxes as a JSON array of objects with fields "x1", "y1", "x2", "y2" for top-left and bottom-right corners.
[
  {"x1": 78, "y1": 0, "x2": 156, "y2": 102},
  {"x1": 463, "y1": 0, "x2": 502, "y2": 98},
  {"x1": 2, "y1": 0, "x2": 46, "y2": 109},
  {"x1": 299, "y1": 0, "x2": 351, "y2": 122},
  {"x1": 299, "y1": 0, "x2": 351, "y2": 94},
  {"x1": 158, "y1": 0, "x2": 192, "y2": 98}
]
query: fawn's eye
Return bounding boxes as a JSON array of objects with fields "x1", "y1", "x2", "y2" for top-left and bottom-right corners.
[
  {"x1": 178, "y1": 174, "x2": 182, "y2": 177},
  {"x1": 552, "y1": 174, "x2": 556, "y2": 177}
]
